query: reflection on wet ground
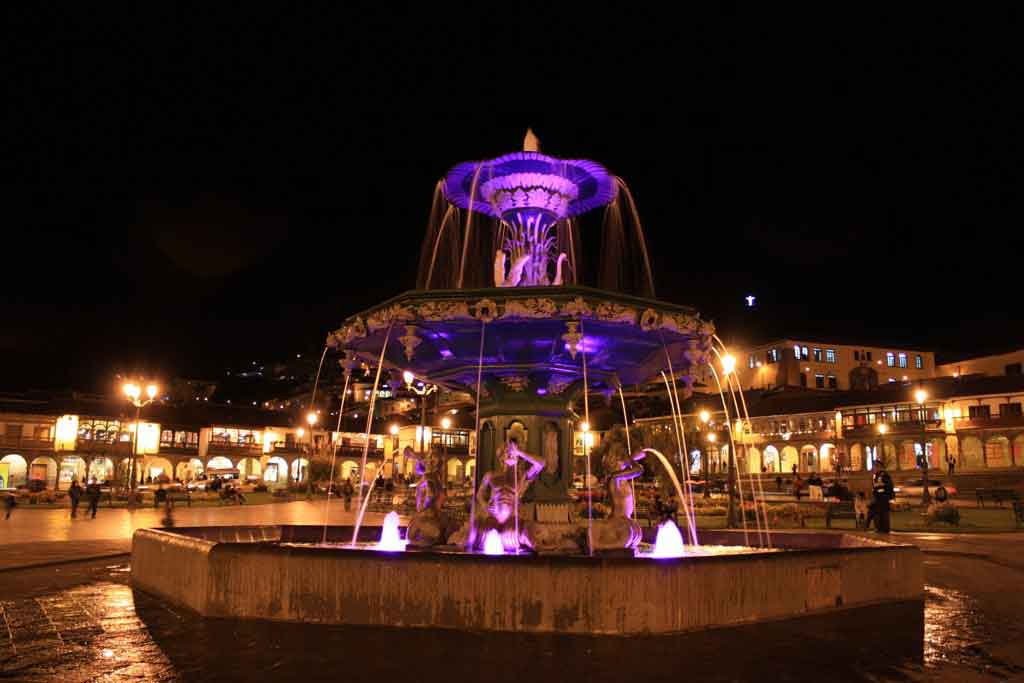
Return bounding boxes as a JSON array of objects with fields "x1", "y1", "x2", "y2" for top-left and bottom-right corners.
[{"x1": 0, "y1": 553, "x2": 1020, "y2": 682}]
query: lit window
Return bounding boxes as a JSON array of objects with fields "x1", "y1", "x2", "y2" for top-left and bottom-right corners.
[
  {"x1": 898, "y1": 353, "x2": 907, "y2": 368},
  {"x1": 826, "y1": 349, "x2": 836, "y2": 363},
  {"x1": 794, "y1": 345, "x2": 801, "y2": 359},
  {"x1": 813, "y1": 348, "x2": 822, "y2": 362},
  {"x1": 748, "y1": 354, "x2": 756, "y2": 369},
  {"x1": 801, "y1": 346, "x2": 809, "y2": 360},
  {"x1": 886, "y1": 352, "x2": 895, "y2": 367},
  {"x1": 815, "y1": 374, "x2": 825, "y2": 388},
  {"x1": 915, "y1": 354, "x2": 923, "y2": 369},
  {"x1": 767, "y1": 349, "x2": 779, "y2": 363}
]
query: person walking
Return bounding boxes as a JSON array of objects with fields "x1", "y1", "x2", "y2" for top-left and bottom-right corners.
[
  {"x1": 86, "y1": 482, "x2": 101, "y2": 519},
  {"x1": 341, "y1": 478, "x2": 354, "y2": 512},
  {"x1": 946, "y1": 455, "x2": 956, "y2": 476},
  {"x1": 68, "y1": 479, "x2": 83, "y2": 518},
  {"x1": 4, "y1": 493, "x2": 15, "y2": 519}
]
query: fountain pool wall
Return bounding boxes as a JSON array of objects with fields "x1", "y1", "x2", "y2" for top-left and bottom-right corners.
[{"x1": 132, "y1": 526, "x2": 922, "y2": 636}]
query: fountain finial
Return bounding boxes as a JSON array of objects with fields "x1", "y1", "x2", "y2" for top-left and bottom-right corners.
[{"x1": 523, "y1": 128, "x2": 540, "y2": 152}]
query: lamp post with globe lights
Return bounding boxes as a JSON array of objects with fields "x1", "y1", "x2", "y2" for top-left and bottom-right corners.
[
  {"x1": 305, "y1": 411, "x2": 318, "y2": 498},
  {"x1": 403, "y1": 371, "x2": 437, "y2": 456},
  {"x1": 914, "y1": 388, "x2": 931, "y2": 504},
  {"x1": 123, "y1": 381, "x2": 159, "y2": 506},
  {"x1": 699, "y1": 410, "x2": 712, "y2": 498}
]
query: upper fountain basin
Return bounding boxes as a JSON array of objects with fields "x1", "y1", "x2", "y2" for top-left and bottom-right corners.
[{"x1": 443, "y1": 152, "x2": 617, "y2": 221}]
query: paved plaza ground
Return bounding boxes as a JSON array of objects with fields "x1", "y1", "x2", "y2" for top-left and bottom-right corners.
[{"x1": 1, "y1": 503, "x2": 1023, "y2": 681}]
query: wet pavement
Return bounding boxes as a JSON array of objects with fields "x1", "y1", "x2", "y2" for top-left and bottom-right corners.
[{"x1": 0, "y1": 533, "x2": 1021, "y2": 682}]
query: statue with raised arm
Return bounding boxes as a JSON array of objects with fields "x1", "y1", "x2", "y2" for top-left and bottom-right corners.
[
  {"x1": 466, "y1": 438, "x2": 544, "y2": 553},
  {"x1": 405, "y1": 446, "x2": 447, "y2": 546},
  {"x1": 589, "y1": 442, "x2": 646, "y2": 552}
]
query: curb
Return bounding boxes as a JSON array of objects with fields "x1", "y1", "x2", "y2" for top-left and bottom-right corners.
[{"x1": 0, "y1": 551, "x2": 131, "y2": 574}]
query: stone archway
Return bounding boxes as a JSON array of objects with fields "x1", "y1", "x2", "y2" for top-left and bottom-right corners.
[
  {"x1": 446, "y1": 457, "x2": 463, "y2": 483},
  {"x1": 898, "y1": 440, "x2": 918, "y2": 471},
  {"x1": 264, "y1": 456, "x2": 288, "y2": 483},
  {"x1": 961, "y1": 436, "x2": 984, "y2": 469},
  {"x1": 748, "y1": 447, "x2": 762, "y2": 474},
  {"x1": 30, "y1": 456, "x2": 59, "y2": 488},
  {"x1": 849, "y1": 443, "x2": 863, "y2": 471},
  {"x1": 237, "y1": 457, "x2": 262, "y2": 481},
  {"x1": 762, "y1": 445, "x2": 779, "y2": 472},
  {"x1": 207, "y1": 456, "x2": 234, "y2": 471},
  {"x1": 465, "y1": 457, "x2": 476, "y2": 481},
  {"x1": 88, "y1": 457, "x2": 114, "y2": 484},
  {"x1": 1, "y1": 454, "x2": 28, "y2": 487},
  {"x1": 984, "y1": 436, "x2": 1011, "y2": 468},
  {"x1": 819, "y1": 443, "x2": 835, "y2": 472},
  {"x1": 800, "y1": 445, "x2": 818, "y2": 472},
  {"x1": 290, "y1": 458, "x2": 310, "y2": 482},
  {"x1": 143, "y1": 457, "x2": 174, "y2": 482},
  {"x1": 58, "y1": 456, "x2": 87, "y2": 487},
  {"x1": 1014, "y1": 435, "x2": 1024, "y2": 467},
  {"x1": 781, "y1": 446, "x2": 799, "y2": 472}
]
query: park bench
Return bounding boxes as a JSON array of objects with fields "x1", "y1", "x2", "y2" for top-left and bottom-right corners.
[
  {"x1": 975, "y1": 489, "x2": 1020, "y2": 508},
  {"x1": 825, "y1": 500, "x2": 858, "y2": 529}
]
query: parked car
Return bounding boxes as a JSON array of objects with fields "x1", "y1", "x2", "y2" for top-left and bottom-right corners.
[{"x1": 894, "y1": 478, "x2": 956, "y2": 500}]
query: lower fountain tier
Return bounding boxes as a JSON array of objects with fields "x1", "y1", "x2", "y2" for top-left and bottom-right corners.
[{"x1": 132, "y1": 525, "x2": 923, "y2": 635}]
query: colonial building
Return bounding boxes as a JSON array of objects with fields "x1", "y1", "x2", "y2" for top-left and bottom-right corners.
[
  {"x1": 734, "y1": 339, "x2": 935, "y2": 392},
  {"x1": 634, "y1": 373, "x2": 1024, "y2": 482},
  {"x1": 937, "y1": 348, "x2": 1024, "y2": 379}
]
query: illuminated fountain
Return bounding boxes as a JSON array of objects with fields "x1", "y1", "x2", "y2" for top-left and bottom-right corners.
[{"x1": 132, "y1": 132, "x2": 923, "y2": 635}]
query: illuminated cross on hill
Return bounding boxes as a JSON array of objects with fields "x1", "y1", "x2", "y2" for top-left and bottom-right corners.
[{"x1": 745, "y1": 295, "x2": 756, "y2": 307}]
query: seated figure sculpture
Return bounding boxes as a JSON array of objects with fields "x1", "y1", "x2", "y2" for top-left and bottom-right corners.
[
  {"x1": 589, "y1": 442, "x2": 646, "y2": 552},
  {"x1": 405, "y1": 446, "x2": 447, "y2": 547},
  {"x1": 465, "y1": 439, "x2": 544, "y2": 553}
]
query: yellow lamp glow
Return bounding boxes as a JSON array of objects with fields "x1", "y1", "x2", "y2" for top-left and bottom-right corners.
[
  {"x1": 877, "y1": 423, "x2": 888, "y2": 435},
  {"x1": 914, "y1": 389, "x2": 928, "y2": 404},
  {"x1": 123, "y1": 383, "x2": 140, "y2": 400},
  {"x1": 441, "y1": 417, "x2": 452, "y2": 430},
  {"x1": 707, "y1": 433, "x2": 717, "y2": 443},
  {"x1": 55, "y1": 414, "x2": 79, "y2": 451},
  {"x1": 306, "y1": 412, "x2": 318, "y2": 426},
  {"x1": 699, "y1": 410, "x2": 710, "y2": 424},
  {"x1": 297, "y1": 428, "x2": 305, "y2": 438},
  {"x1": 580, "y1": 421, "x2": 590, "y2": 433},
  {"x1": 721, "y1": 354, "x2": 736, "y2": 376},
  {"x1": 146, "y1": 384, "x2": 158, "y2": 399},
  {"x1": 389, "y1": 424, "x2": 400, "y2": 436},
  {"x1": 403, "y1": 370, "x2": 415, "y2": 384}
]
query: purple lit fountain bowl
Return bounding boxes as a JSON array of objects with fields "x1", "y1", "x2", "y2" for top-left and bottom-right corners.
[{"x1": 443, "y1": 151, "x2": 617, "y2": 230}]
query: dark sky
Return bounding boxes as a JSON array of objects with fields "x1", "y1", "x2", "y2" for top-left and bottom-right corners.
[{"x1": 6, "y1": 7, "x2": 1022, "y2": 392}]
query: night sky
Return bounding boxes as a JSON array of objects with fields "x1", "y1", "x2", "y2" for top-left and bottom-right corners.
[{"x1": 6, "y1": 8, "x2": 1022, "y2": 393}]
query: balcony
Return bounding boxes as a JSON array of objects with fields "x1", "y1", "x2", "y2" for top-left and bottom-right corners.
[
  {"x1": 0, "y1": 435, "x2": 55, "y2": 451},
  {"x1": 842, "y1": 419, "x2": 944, "y2": 438},
  {"x1": 953, "y1": 414, "x2": 1024, "y2": 430},
  {"x1": 206, "y1": 440, "x2": 263, "y2": 457},
  {"x1": 158, "y1": 443, "x2": 200, "y2": 456}
]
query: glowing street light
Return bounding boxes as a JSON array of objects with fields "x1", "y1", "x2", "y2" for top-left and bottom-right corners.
[
  {"x1": 440, "y1": 417, "x2": 452, "y2": 430},
  {"x1": 580, "y1": 421, "x2": 590, "y2": 433},
  {"x1": 122, "y1": 380, "x2": 159, "y2": 505},
  {"x1": 721, "y1": 354, "x2": 736, "y2": 376},
  {"x1": 707, "y1": 432, "x2": 717, "y2": 443},
  {"x1": 877, "y1": 423, "x2": 888, "y2": 435},
  {"x1": 699, "y1": 409, "x2": 711, "y2": 425},
  {"x1": 306, "y1": 411, "x2": 318, "y2": 426},
  {"x1": 389, "y1": 424, "x2": 400, "y2": 436},
  {"x1": 914, "y1": 389, "x2": 928, "y2": 404}
]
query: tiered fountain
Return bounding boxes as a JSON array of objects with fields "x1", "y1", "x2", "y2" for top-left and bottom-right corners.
[{"x1": 132, "y1": 133, "x2": 922, "y2": 635}]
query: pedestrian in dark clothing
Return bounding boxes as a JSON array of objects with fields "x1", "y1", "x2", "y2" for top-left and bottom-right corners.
[
  {"x1": 872, "y1": 469, "x2": 895, "y2": 533},
  {"x1": 791, "y1": 463, "x2": 798, "y2": 475},
  {"x1": 68, "y1": 480, "x2": 83, "y2": 518},
  {"x1": 946, "y1": 456, "x2": 956, "y2": 476},
  {"x1": 775, "y1": 475, "x2": 783, "y2": 492},
  {"x1": 341, "y1": 479, "x2": 354, "y2": 511},
  {"x1": 4, "y1": 494, "x2": 15, "y2": 519},
  {"x1": 86, "y1": 483, "x2": 101, "y2": 518}
]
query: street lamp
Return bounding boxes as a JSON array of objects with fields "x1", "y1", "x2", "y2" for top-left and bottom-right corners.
[
  {"x1": 123, "y1": 381, "x2": 159, "y2": 506},
  {"x1": 721, "y1": 354, "x2": 736, "y2": 376},
  {"x1": 304, "y1": 412, "x2": 317, "y2": 496},
  {"x1": 914, "y1": 389, "x2": 931, "y2": 504},
  {"x1": 700, "y1": 410, "x2": 712, "y2": 498},
  {"x1": 439, "y1": 417, "x2": 452, "y2": 485},
  {"x1": 404, "y1": 371, "x2": 437, "y2": 455}
]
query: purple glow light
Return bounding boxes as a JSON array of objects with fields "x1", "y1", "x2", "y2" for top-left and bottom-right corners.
[
  {"x1": 536, "y1": 388, "x2": 548, "y2": 395},
  {"x1": 482, "y1": 529, "x2": 505, "y2": 556},
  {"x1": 374, "y1": 511, "x2": 407, "y2": 552},
  {"x1": 649, "y1": 520, "x2": 686, "y2": 558},
  {"x1": 439, "y1": 349, "x2": 454, "y2": 358},
  {"x1": 443, "y1": 152, "x2": 617, "y2": 225},
  {"x1": 564, "y1": 336, "x2": 601, "y2": 354}
]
